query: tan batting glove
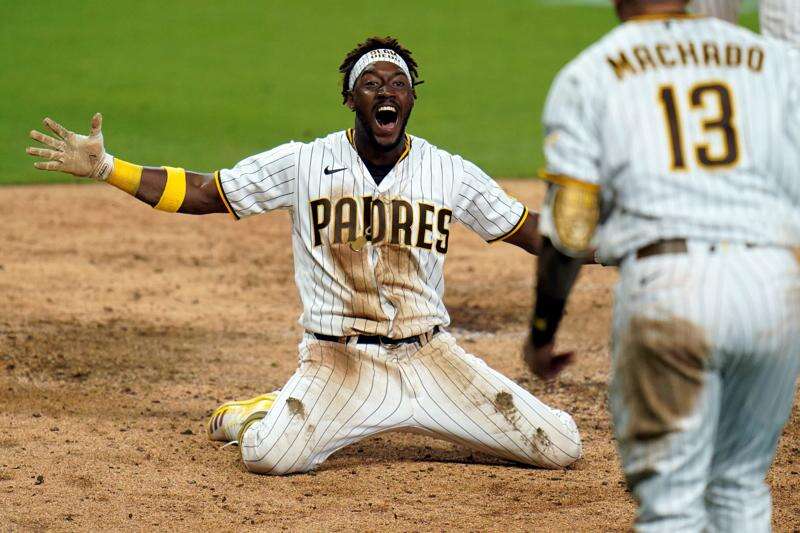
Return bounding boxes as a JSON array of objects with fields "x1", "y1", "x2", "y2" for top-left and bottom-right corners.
[{"x1": 27, "y1": 113, "x2": 114, "y2": 180}]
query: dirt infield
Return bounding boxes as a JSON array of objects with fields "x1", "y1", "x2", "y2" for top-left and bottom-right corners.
[{"x1": 1, "y1": 181, "x2": 798, "y2": 531}]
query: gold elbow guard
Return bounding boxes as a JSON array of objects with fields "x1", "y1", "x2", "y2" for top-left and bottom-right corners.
[{"x1": 543, "y1": 176, "x2": 600, "y2": 258}]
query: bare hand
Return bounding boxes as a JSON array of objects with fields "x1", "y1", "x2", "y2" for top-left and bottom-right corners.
[
  {"x1": 523, "y1": 335, "x2": 574, "y2": 380},
  {"x1": 27, "y1": 113, "x2": 113, "y2": 180}
]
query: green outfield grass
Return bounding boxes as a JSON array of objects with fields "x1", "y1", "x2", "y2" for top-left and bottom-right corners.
[{"x1": 1, "y1": 2, "x2": 758, "y2": 184}]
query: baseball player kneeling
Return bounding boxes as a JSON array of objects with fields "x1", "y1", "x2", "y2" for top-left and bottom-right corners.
[{"x1": 27, "y1": 36, "x2": 581, "y2": 475}]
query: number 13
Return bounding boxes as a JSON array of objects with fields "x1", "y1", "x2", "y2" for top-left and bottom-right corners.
[{"x1": 658, "y1": 83, "x2": 740, "y2": 170}]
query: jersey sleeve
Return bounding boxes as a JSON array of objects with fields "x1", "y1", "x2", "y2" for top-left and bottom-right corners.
[
  {"x1": 215, "y1": 142, "x2": 300, "y2": 219},
  {"x1": 786, "y1": 49, "x2": 800, "y2": 150},
  {"x1": 541, "y1": 62, "x2": 602, "y2": 186},
  {"x1": 452, "y1": 158, "x2": 528, "y2": 243}
]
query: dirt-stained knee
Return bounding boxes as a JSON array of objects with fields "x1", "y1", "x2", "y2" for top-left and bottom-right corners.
[
  {"x1": 617, "y1": 316, "x2": 710, "y2": 441},
  {"x1": 286, "y1": 397, "x2": 305, "y2": 419}
]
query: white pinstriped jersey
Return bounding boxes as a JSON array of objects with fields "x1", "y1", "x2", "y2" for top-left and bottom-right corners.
[
  {"x1": 690, "y1": 0, "x2": 800, "y2": 46},
  {"x1": 217, "y1": 130, "x2": 526, "y2": 338},
  {"x1": 689, "y1": 0, "x2": 742, "y2": 23},
  {"x1": 760, "y1": 0, "x2": 800, "y2": 44},
  {"x1": 542, "y1": 15, "x2": 800, "y2": 263}
]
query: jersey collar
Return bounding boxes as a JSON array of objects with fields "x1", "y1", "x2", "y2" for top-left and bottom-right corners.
[
  {"x1": 628, "y1": 12, "x2": 703, "y2": 22},
  {"x1": 346, "y1": 128, "x2": 412, "y2": 164}
]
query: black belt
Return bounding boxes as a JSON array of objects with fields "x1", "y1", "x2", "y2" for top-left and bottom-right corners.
[
  {"x1": 636, "y1": 238, "x2": 756, "y2": 260},
  {"x1": 312, "y1": 326, "x2": 440, "y2": 346}
]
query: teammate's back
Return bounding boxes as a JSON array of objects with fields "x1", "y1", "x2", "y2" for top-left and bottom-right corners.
[
  {"x1": 544, "y1": 14, "x2": 800, "y2": 262},
  {"x1": 539, "y1": 8, "x2": 800, "y2": 530}
]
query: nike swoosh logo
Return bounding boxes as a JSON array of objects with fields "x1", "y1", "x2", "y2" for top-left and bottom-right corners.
[{"x1": 324, "y1": 166, "x2": 347, "y2": 175}]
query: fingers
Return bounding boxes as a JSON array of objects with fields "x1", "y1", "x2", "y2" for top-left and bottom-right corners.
[
  {"x1": 523, "y1": 339, "x2": 573, "y2": 381},
  {"x1": 33, "y1": 160, "x2": 62, "y2": 171},
  {"x1": 547, "y1": 352, "x2": 575, "y2": 378},
  {"x1": 43, "y1": 117, "x2": 69, "y2": 139},
  {"x1": 536, "y1": 352, "x2": 574, "y2": 380},
  {"x1": 26, "y1": 146, "x2": 62, "y2": 160},
  {"x1": 29, "y1": 129, "x2": 65, "y2": 150},
  {"x1": 90, "y1": 112, "x2": 103, "y2": 136},
  {"x1": 536, "y1": 364, "x2": 560, "y2": 381}
]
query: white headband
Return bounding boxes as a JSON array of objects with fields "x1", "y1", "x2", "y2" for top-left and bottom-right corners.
[{"x1": 348, "y1": 48, "x2": 412, "y2": 91}]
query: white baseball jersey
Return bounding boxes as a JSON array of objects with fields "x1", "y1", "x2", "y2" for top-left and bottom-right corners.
[
  {"x1": 543, "y1": 13, "x2": 800, "y2": 530},
  {"x1": 689, "y1": 0, "x2": 742, "y2": 23},
  {"x1": 690, "y1": 0, "x2": 800, "y2": 46},
  {"x1": 216, "y1": 130, "x2": 527, "y2": 338},
  {"x1": 760, "y1": 0, "x2": 800, "y2": 44},
  {"x1": 542, "y1": 14, "x2": 800, "y2": 264},
  {"x1": 213, "y1": 130, "x2": 582, "y2": 475}
]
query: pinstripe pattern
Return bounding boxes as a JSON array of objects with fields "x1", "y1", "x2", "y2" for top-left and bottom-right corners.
[
  {"x1": 691, "y1": 0, "x2": 800, "y2": 46},
  {"x1": 543, "y1": 16, "x2": 800, "y2": 265},
  {"x1": 240, "y1": 332, "x2": 581, "y2": 474},
  {"x1": 689, "y1": 0, "x2": 743, "y2": 22},
  {"x1": 610, "y1": 246, "x2": 800, "y2": 531},
  {"x1": 218, "y1": 130, "x2": 566, "y2": 476},
  {"x1": 543, "y1": 12, "x2": 800, "y2": 532},
  {"x1": 218, "y1": 131, "x2": 525, "y2": 338},
  {"x1": 761, "y1": 0, "x2": 800, "y2": 45}
]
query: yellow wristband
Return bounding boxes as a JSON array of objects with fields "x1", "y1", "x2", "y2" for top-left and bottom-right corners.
[
  {"x1": 107, "y1": 158, "x2": 143, "y2": 196},
  {"x1": 155, "y1": 167, "x2": 187, "y2": 212}
]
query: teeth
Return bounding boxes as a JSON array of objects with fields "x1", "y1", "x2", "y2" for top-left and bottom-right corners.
[{"x1": 378, "y1": 106, "x2": 396, "y2": 113}]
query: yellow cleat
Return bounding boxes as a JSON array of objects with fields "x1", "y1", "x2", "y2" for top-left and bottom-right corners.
[{"x1": 207, "y1": 392, "x2": 278, "y2": 443}]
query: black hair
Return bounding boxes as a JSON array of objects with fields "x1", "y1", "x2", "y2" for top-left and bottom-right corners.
[{"x1": 339, "y1": 36, "x2": 421, "y2": 103}]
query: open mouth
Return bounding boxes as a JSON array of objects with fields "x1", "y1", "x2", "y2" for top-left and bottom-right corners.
[{"x1": 374, "y1": 104, "x2": 399, "y2": 133}]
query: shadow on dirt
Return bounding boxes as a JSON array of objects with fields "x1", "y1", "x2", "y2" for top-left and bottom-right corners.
[
  {"x1": 445, "y1": 302, "x2": 527, "y2": 333},
  {"x1": 326, "y1": 434, "x2": 513, "y2": 470},
  {"x1": 0, "y1": 319, "x2": 207, "y2": 385}
]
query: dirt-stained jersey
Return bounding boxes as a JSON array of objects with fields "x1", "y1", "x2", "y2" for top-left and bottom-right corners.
[
  {"x1": 216, "y1": 130, "x2": 526, "y2": 337},
  {"x1": 542, "y1": 14, "x2": 800, "y2": 264}
]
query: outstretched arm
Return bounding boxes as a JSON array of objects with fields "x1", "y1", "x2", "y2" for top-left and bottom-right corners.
[{"x1": 26, "y1": 114, "x2": 227, "y2": 215}]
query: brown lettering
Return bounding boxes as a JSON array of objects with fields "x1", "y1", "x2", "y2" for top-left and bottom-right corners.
[
  {"x1": 655, "y1": 43, "x2": 676, "y2": 67},
  {"x1": 361, "y1": 196, "x2": 373, "y2": 240},
  {"x1": 703, "y1": 42, "x2": 721, "y2": 66},
  {"x1": 633, "y1": 46, "x2": 658, "y2": 72},
  {"x1": 725, "y1": 44, "x2": 742, "y2": 67},
  {"x1": 333, "y1": 197, "x2": 357, "y2": 244},
  {"x1": 435, "y1": 209, "x2": 453, "y2": 254},
  {"x1": 309, "y1": 198, "x2": 331, "y2": 247},
  {"x1": 370, "y1": 198, "x2": 387, "y2": 243},
  {"x1": 677, "y1": 42, "x2": 699, "y2": 66},
  {"x1": 606, "y1": 51, "x2": 637, "y2": 80},
  {"x1": 748, "y1": 46, "x2": 764, "y2": 72},
  {"x1": 390, "y1": 199, "x2": 413, "y2": 246},
  {"x1": 416, "y1": 203, "x2": 435, "y2": 250}
]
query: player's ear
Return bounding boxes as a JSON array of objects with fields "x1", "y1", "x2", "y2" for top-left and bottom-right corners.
[{"x1": 345, "y1": 92, "x2": 355, "y2": 111}]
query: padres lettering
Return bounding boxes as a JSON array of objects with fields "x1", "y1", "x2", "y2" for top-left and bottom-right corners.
[{"x1": 309, "y1": 196, "x2": 452, "y2": 252}]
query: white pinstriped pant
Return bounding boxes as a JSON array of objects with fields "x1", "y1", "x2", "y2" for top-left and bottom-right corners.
[
  {"x1": 689, "y1": 0, "x2": 800, "y2": 46},
  {"x1": 240, "y1": 331, "x2": 582, "y2": 475},
  {"x1": 610, "y1": 243, "x2": 800, "y2": 532}
]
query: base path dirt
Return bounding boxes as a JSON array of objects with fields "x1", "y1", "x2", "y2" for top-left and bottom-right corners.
[{"x1": 1, "y1": 182, "x2": 798, "y2": 531}]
